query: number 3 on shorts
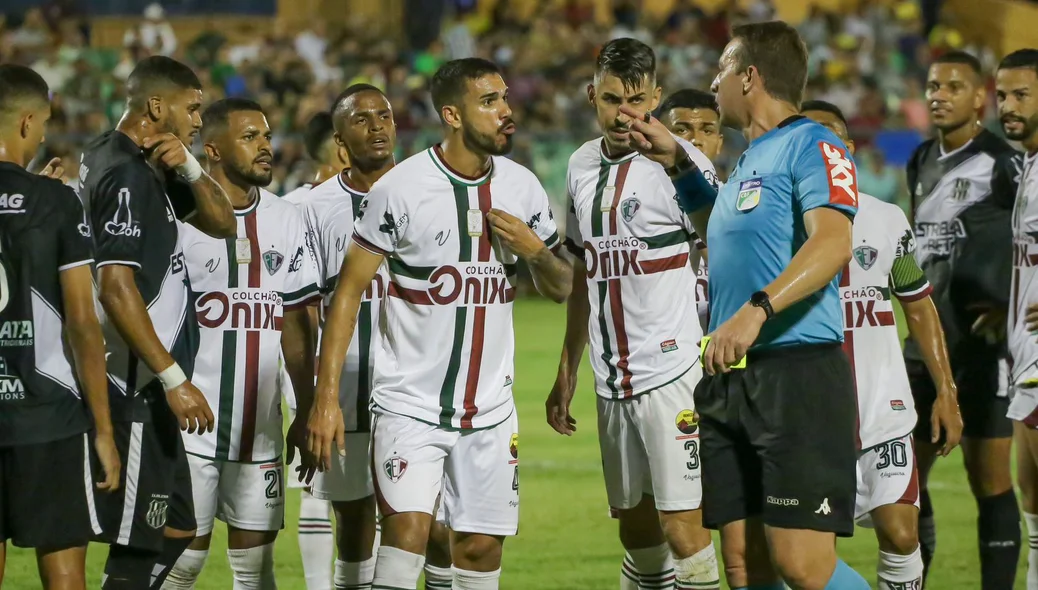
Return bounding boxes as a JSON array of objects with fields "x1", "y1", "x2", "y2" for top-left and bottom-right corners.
[{"x1": 684, "y1": 440, "x2": 700, "y2": 470}]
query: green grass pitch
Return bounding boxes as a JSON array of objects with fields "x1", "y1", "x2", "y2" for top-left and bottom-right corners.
[{"x1": 2, "y1": 298, "x2": 1028, "y2": 588}]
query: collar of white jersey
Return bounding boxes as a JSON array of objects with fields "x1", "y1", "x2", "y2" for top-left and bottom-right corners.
[
  {"x1": 427, "y1": 144, "x2": 493, "y2": 187},
  {"x1": 598, "y1": 138, "x2": 639, "y2": 165},
  {"x1": 233, "y1": 187, "x2": 263, "y2": 216},
  {"x1": 336, "y1": 171, "x2": 367, "y2": 196}
]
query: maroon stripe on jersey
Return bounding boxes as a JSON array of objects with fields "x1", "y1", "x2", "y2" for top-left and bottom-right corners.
[
  {"x1": 246, "y1": 213, "x2": 261, "y2": 289},
  {"x1": 876, "y1": 310, "x2": 896, "y2": 327},
  {"x1": 896, "y1": 438, "x2": 920, "y2": 505},
  {"x1": 839, "y1": 263, "x2": 862, "y2": 450},
  {"x1": 352, "y1": 232, "x2": 389, "y2": 256},
  {"x1": 504, "y1": 286, "x2": 516, "y2": 302},
  {"x1": 607, "y1": 281, "x2": 634, "y2": 396},
  {"x1": 388, "y1": 281, "x2": 433, "y2": 305},
  {"x1": 639, "y1": 252, "x2": 690, "y2": 275},
  {"x1": 459, "y1": 182, "x2": 494, "y2": 428},
  {"x1": 894, "y1": 284, "x2": 933, "y2": 303},
  {"x1": 607, "y1": 161, "x2": 632, "y2": 234},
  {"x1": 237, "y1": 212, "x2": 263, "y2": 461}
]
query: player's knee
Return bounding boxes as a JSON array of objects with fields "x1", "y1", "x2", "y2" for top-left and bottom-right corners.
[
  {"x1": 101, "y1": 546, "x2": 157, "y2": 590},
  {"x1": 163, "y1": 548, "x2": 209, "y2": 589},
  {"x1": 771, "y1": 542, "x2": 835, "y2": 589},
  {"x1": 877, "y1": 517, "x2": 920, "y2": 556},
  {"x1": 659, "y1": 509, "x2": 711, "y2": 556},
  {"x1": 426, "y1": 522, "x2": 452, "y2": 568},
  {"x1": 38, "y1": 564, "x2": 86, "y2": 590},
  {"x1": 450, "y1": 533, "x2": 503, "y2": 571}
]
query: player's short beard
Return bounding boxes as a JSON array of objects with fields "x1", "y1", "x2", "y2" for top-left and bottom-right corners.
[
  {"x1": 1003, "y1": 112, "x2": 1038, "y2": 142},
  {"x1": 463, "y1": 124, "x2": 512, "y2": 156},
  {"x1": 232, "y1": 161, "x2": 273, "y2": 187}
]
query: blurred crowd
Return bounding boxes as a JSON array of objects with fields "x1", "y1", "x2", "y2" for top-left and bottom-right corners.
[{"x1": 0, "y1": 0, "x2": 1009, "y2": 207}]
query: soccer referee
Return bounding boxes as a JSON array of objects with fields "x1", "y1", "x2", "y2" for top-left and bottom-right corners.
[{"x1": 622, "y1": 22, "x2": 868, "y2": 590}]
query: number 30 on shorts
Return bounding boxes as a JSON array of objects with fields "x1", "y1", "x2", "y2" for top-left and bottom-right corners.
[{"x1": 875, "y1": 440, "x2": 908, "y2": 470}]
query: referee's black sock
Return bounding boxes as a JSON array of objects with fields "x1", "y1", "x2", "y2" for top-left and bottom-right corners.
[
  {"x1": 978, "y1": 489, "x2": 1021, "y2": 590},
  {"x1": 150, "y1": 535, "x2": 194, "y2": 589},
  {"x1": 101, "y1": 545, "x2": 158, "y2": 590},
  {"x1": 919, "y1": 488, "x2": 936, "y2": 584}
]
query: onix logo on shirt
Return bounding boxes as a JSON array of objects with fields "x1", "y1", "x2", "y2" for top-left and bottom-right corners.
[
  {"x1": 427, "y1": 264, "x2": 513, "y2": 305},
  {"x1": 841, "y1": 286, "x2": 895, "y2": 329},
  {"x1": 195, "y1": 289, "x2": 284, "y2": 330},
  {"x1": 583, "y1": 237, "x2": 647, "y2": 280},
  {"x1": 820, "y1": 142, "x2": 857, "y2": 207}
]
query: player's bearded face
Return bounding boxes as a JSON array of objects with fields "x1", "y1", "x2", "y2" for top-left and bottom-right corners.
[
  {"x1": 225, "y1": 111, "x2": 274, "y2": 186},
  {"x1": 591, "y1": 74, "x2": 660, "y2": 154},
  {"x1": 163, "y1": 88, "x2": 203, "y2": 146},
  {"x1": 926, "y1": 64, "x2": 982, "y2": 132},
  {"x1": 460, "y1": 75, "x2": 515, "y2": 156},
  {"x1": 997, "y1": 68, "x2": 1038, "y2": 142}
]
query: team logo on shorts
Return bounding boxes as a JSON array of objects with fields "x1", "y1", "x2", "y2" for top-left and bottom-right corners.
[
  {"x1": 145, "y1": 497, "x2": 168, "y2": 529},
  {"x1": 621, "y1": 198, "x2": 641, "y2": 222},
  {"x1": 675, "y1": 409, "x2": 698, "y2": 435},
  {"x1": 853, "y1": 245, "x2": 878, "y2": 270},
  {"x1": 890, "y1": 400, "x2": 907, "y2": 411},
  {"x1": 383, "y1": 455, "x2": 408, "y2": 483},
  {"x1": 509, "y1": 433, "x2": 519, "y2": 460},
  {"x1": 263, "y1": 250, "x2": 284, "y2": 275}
]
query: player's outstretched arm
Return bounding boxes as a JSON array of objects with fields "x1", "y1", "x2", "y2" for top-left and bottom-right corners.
[
  {"x1": 98, "y1": 265, "x2": 214, "y2": 433},
  {"x1": 282, "y1": 306, "x2": 318, "y2": 482},
  {"x1": 547, "y1": 257, "x2": 589, "y2": 436},
  {"x1": 487, "y1": 209, "x2": 572, "y2": 302},
  {"x1": 310, "y1": 242, "x2": 383, "y2": 470},
  {"x1": 60, "y1": 264, "x2": 120, "y2": 492},
  {"x1": 142, "y1": 133, "x2": 236, "y2": 238},
  {"x1": 903, "y1": 295, "x2": 962, "y2": 455}
]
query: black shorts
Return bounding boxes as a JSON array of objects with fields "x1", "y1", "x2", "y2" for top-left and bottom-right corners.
[
  {"x1": 94, "y1": 384, "x2": 195, "y2": 552},
  {"x1": 694, "y1": 343, "x2": 857, "y2": 536},
  {"x1": 908, "y1": 357, "x2": 1012, "y2": 440},
  {"x1": 0, "y1": 432, "x2": 102, "y2": 550}
]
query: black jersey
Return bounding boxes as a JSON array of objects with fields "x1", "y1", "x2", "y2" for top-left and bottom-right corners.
[
  {"x1": 904, "y1": 129, "x2": 1022, "y2": 370},
  {"x1": 79, "y1": 131, "x2": 199, "y2": 398},
  {"x1": 0, "y1": 162, "x2": 95, "y2": 446}
]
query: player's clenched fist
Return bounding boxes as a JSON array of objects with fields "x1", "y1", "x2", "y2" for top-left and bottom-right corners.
[
  {"x1": 166, "y1": 381, "x2": 215, "y2": 434},
  {"x1": 487, "y1": 208, "x2": 546, "y2": 260},
  {"x1": 94, "y1": 432, "x2": 122, "y2": 492},
  {"x1": 307, "y1": 398, "x2": 345, "y2": 472}
]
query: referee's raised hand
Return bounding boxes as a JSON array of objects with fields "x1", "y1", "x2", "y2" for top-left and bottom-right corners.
[
  {"x1": 165, "y1": 381, "x2": 215, "y2": 434},
  {"x1": 618, "y1": 104, "x2": 681, "y2": 169}
]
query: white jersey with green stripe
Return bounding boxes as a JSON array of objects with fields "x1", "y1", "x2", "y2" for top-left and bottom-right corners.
[
  {"x1": 565, "y1": 138, "x2": 714, "y2": 399},
  {"x1": 299, "y1": 173, "x2": 387, "y2": 432},
  {"x1": 181, "y1": 190, "x2": 321, "y2": 462},
  {"x1": 840, "y1": 192, "x2": 930, "y2": 450},
  {"x1": 353, "y1": 146, "x2": 560, "y2": 430}
]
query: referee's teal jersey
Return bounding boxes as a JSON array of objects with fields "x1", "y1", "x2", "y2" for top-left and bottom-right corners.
[{"x1": 706, "y1": 116, "x2": 859, "y2": 349}]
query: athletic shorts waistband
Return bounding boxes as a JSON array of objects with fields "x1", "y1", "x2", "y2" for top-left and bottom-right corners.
[{"x1": 746, "y1": 342, "x2": 842, "y2": 363}]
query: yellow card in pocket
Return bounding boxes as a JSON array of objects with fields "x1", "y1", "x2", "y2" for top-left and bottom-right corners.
[{"x1": 699, "y1": 336, "x2": 747, "y2": 369}]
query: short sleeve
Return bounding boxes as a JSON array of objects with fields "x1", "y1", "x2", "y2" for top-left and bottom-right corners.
[
  {"x1": 791, "y1": 133, "x2": 859, "y2": 218},
  {"x1": 991, "y1": 150, "x2": 1023, "y2": 210},
  {"x1": 164, "y1": 171, "x2": 198, "y2": 221},
  {"x1": 283, "y1": 209, "x2": 322, "y2": 310},
  {"x1": 887, "y1": 207, "x2": 932, "y2": 301},
  {"x1": 90, "y1": 163, "x2": 155, "y2": 269},
  {"x1": 526, "y1": 180, "x2": 561, "y2": 250},
  {"x1": 56, "y1": 186, "x2": 94, "y2": 271},
  {"x1": 564, "y1": 195, "x2": 582, "y2": 259},
  {"x1": 352, "y1": 183, "x2": 396, "y2": 256}
]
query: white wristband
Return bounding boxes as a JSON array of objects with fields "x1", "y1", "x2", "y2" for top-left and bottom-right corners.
[
  {"x1": 175, "y1": 150, "x2": 203, "y2": 183},
  {"x1": 157, "y1": 362, "x2": 188, "y2": 392}
]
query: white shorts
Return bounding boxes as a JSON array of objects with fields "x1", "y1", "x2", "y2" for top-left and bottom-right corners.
[
  {"x1": 854, "y1": 433, "x2": 920, "y2": 525},
  {"x1": 1008, "y1": 383, "x2": 1038, "y2": 426},
  {"x1": 371, "y1": 409, "x2": 519, "y2": 536},
  {"x1": 187, "y1": 454, "x2": 285, "y2": 536},
  {"x1": 597, "y1": 366, "x2": 703, "y2": 512},
  {"x1": 311, "y1": 431, "x2": 374, "y2": 502}
]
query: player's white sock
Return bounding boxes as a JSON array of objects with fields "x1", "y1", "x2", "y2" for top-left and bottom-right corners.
[
  {"x1": 451, "y1": 567, "x2": 500, "y2": 590},
  {"x1": 227, "y1": 542, "x2": 277, "y2": 590},
  {"x1": 674, "y1": 543, "x2": 720, "y2": 589},
  {"x1": 299, "y1": 492, "x2": 334, "y2": 590},
  {"x1": 1025, "y1": 512, "x2": 1038, "y2": 590},
  {"x1": 876, "y1": 547, "x2": 923, "y2": 590},
  {"x1": 424, "y1": 564, "x2": 453, "y2": 590},
  {"x1": 372, "y1": 546, "x2": 425, "y2": 590},
  {"x1": 627, "y1": 543, "x2": 675, "y2": 590},
  {"x1": 620, "y1": 553, "x2": 640, "y2": 590},
  {"x1": 161, "y1": 548, "x2": 209, "y2": 589},
  {"x1": 334, "y1": 557, "x2": 376, "y2": 590}
]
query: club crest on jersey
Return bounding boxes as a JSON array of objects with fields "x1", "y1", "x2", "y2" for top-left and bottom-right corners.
[
  {"x1": 383, "y1": 454, "x2": 408, "y2": 483},
  {"x1": 952, "y1": 178, "x2": 971, "y2": 201},
  {"x1": 263, "y1": 250, "x2": 284, "y2": 275},
  {"x1": 853, "y1": 245, "x2": 878, "y2": 270},
  {"x1": 621, "y1": 198, "x2": 641, "y2": 222},
  {"x1": 146, "y1": 497, "x2": 168, "y2": 529},
  {"x1": 675, "y1": 409, "x2": 698, "y2": 435},
  {"x1": 736, "y1": 179, "x2": 762, "y2": 212}
]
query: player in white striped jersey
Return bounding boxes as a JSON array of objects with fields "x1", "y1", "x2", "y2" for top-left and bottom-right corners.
[
  {"x1": 804, "y1": 101, "x2": 962, "y2": 590},
  {"x1": 547, "y1": 40, "x2": 719, "y2": 590},
  {"x1": 163, "y1": 99, "x2": 321, "y2": 590},
  {"x1": 997, "y1": 49, "x2": 1038, "y2": 590},
  {"x1": 309, "y1": 59, "x2": 572, "y2": 590}
]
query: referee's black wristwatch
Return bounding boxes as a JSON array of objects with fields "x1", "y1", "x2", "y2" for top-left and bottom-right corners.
[{"x1": 749, "y1": 291, "x2": 774, "y2": 320}]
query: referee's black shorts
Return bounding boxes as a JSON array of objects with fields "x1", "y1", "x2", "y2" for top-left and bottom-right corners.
[
  {"x1": 694, "y1": 342, "x2": 857, "y2": 536},
  {"x1": 94, "y1": 381, "x2": 195, "y2": 553}
]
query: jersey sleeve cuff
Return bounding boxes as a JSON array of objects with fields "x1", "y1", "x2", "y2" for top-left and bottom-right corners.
[
  {"x1": 284, "y1": 284, "x2": 322, "y2": 310},
  {"x1": 542, "y1": 230, "x2": 560, "y2": 250},
  {"x1": 894, "y1": 281, "x2": 933, "y2": 302},
  {"x1": 95, "y1": 259, "x2": 142, "y2": 270},
  {"x1": 352, "y1": 232, "x2": 389, "y2": 256},
  {"x1": 58, "y1": 258, "x2": 95, "y2": 272}
]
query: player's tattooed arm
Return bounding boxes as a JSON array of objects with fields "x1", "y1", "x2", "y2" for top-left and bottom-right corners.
[
  {"x1": 61, "y1": 265, "x2": 121, "y2": 492},
  {"x1": 487, "y1": 208, "x2": 572, "y2": 303},
  {"x1": 142, "y1": 133, "x2": 236, "y2": 238},
  {"x1": 310, "y1": 242, "x2": 383, "y2": 470},
  {"x1": 546, "y1": 256, "x2": 589, "y2": 436},
  {"x1": 902, "y1": 295, "x2": 962, "y2": 455},
  {"x1": 282, "y1": 306, "x2": 319, "y2": 482},
  {"x1": 97, "y1": 265, "x2": 214, "y2": 433}
]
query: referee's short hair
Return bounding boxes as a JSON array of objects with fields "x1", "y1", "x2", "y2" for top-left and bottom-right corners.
[
  {"x1": 731, "y1": 21, "x2": 809, "y2": 107},
  {"x1": 0, "y1": 64, "x2": 49, "y2": 124}
]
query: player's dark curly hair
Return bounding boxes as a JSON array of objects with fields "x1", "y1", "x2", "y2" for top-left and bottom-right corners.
[
  {"x1": 126, "y1": 56, "x2": 201, "y2": 108},
  {"x1": 430, "y1": 58, "x2": 502, "y2": 118},
  {"x1": 0, "y1": 64, "x2": 49, "y2": 122},
  {"x1": 595, "y1": 38, "x2": 656, "y2": 92},
  {"x1": 998, "y1": 49, "x2": 1038, "y2": 74},
  {"x1": 201, "y1": 97, "x2": 264, "y2": 141}
]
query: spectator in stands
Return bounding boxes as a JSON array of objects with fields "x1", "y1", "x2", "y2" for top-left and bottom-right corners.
[{"x1": 123, "y1": 3, "x2": 177, "y2": 57}]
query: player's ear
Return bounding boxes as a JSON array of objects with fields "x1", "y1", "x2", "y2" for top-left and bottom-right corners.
[
  {"x1": 18, "y1": 111, "x2": 32, "y2": 140},
  {"x1": 146, "y1": 96, "x2": 163, "y2": 122},
  {"x1": 743, "y1": 65, "x2": 756, "y2": 96},
  {"x1": 441, "y1": 105, "x2": 462, "y2": 131},
  {"x1": 587, "y1": 83, "x2": 596, "y2": 107},
  {"x1": 337, "y1": 144, "x2": 350, "y2": 169},
  {"x1": 203, "y1": 141, "x2": 220, "y2": 164}
]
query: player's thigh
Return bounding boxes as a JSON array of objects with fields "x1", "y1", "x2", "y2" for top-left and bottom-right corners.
[
  {"x1": 443, "y1": 411, "x2": 519, "y2": 538},
  {"x1": 958, "y1": 358, "x2": 1014, "y2": 441},
  {"x1": 718, "y1": 518, "x2": 778, "y2": 588},
  {"x1": 371, "y1": 412, "x2": 451, "y2": 518},
  {"x1": 754, "y1": 346, "x2": 856, "y2": 537},
  {"x1": 692, "y1": 371, "x2": 757, "y2": 531},
  {"x1": 312, "y1": 431, "x2": 374, "y2": 503},
  {"x1": 4, "y1": 433, "x2": 99, "y2": 552},
  {"x1": 597, "y1": 396, "x2": 650, "y2": 512},
  {"x1": 635, "y1": 367, "x2": 704, "y2": 513},
  {"x1": 35, "y1": 546, "x2": 87, "y2": 588},
  {"x1": 218, "y1": 458, "x2": 285, "y2": 537},
  {"x1": 961, "y1": 435, "x2": 1014, "y2": 497},
  {"x1": 854, "y1": 433, "x2": 920, "y2": 526},
  {"x1": 185, "y1": 453, "x2": 220, "y2": 537},
  {"x1": 1015, "y1": 421, "x2": 1038, "y2": 512}
]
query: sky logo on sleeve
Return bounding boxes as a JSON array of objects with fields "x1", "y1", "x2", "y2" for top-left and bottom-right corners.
[{"x1": 820, "y1": 141, "x2": 858, "y2": 207}]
